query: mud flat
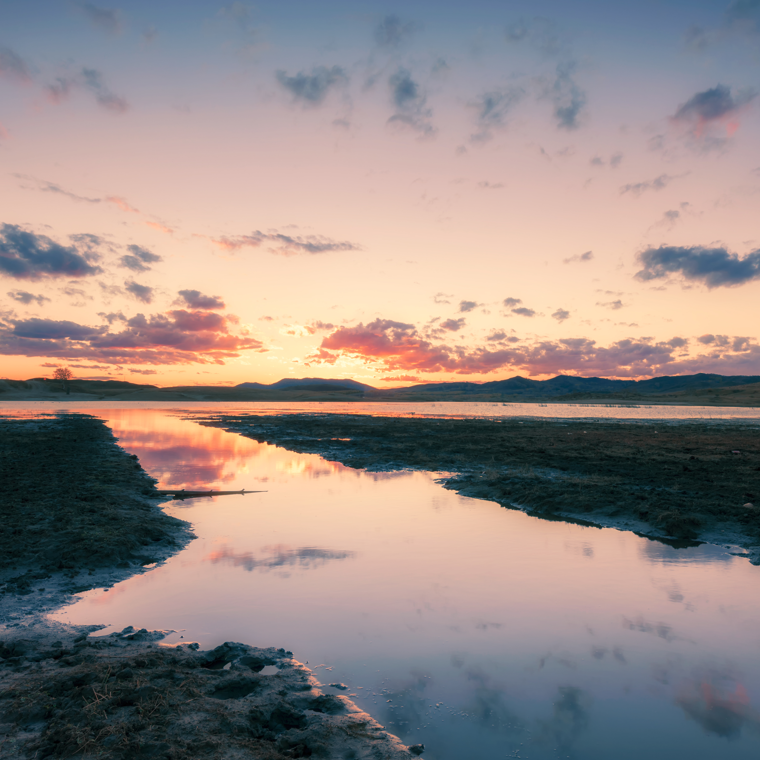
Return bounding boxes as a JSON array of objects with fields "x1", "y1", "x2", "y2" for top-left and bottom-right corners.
[
  {"x1": 198, "y1": 413, "x2": 760, "y2": 563},
  {"x1": 0, "y1": 414, "x2": 422, "y2": 759}
]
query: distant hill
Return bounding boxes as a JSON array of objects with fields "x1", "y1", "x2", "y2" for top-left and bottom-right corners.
[
  {"x1": 2, "y1": 373, "x2": 759, "y2": 405},
  {"x1": 236, "y1": 378, "x2": 375, "y2": 393}
]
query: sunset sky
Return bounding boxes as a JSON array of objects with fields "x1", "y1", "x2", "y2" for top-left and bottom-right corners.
[{"x1": 1, "y1": 0, "x2": 759, "y2": 386}]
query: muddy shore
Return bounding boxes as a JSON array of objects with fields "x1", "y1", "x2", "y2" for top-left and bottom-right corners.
[
  {"x1": 198, "y1": 413, "x2": 760, "y2": 563},
  {"x1": 0, "y1": 414, "x2": 422, "y2": 759}
]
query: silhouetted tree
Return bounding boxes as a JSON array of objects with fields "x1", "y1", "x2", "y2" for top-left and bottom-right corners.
[{"x1": 52, "y1": 366, "x2": 73, "y2": 395}]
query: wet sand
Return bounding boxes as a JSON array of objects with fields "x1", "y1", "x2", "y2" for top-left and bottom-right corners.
[
  {"x1": 0, "y1": 414, "x2": 422, "y2": 760},
  {"x1": 199, "y1": 413, "x2": 760, "y2": 563}
]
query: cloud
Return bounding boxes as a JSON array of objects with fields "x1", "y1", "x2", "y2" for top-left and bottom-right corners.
[
  {"x1": 387, "y1": 68, "x2": 435, "y2": 137},
  {"x1": 672, "y1": 84, "x2": 755, "y2": 142},
  {"x1": 620, "y1": 174, "x2": 684, "y2": 196},
  {"x1": 552, "y1": 308, "x2": 570, "y2": 321},
  {"x1": 374, "y1": 15, "x2": 419, "y2": 47},
  {"x1": 119, "y1": 244, "x2": 162, "y2": 272},
  {"x1": 177, "y1": 289, "x2": 226, "y2": 310},
  {"x1": 0, "y1": 224, "x2": 103, "y2": 280},
  {"x1": 7, "y1": 290, "x2": 50, "y2": 306},
  {"x1": 564, "y1": 250, "x2": 593, "y2": 264},
  {"x1": 0, "y1": 46, "x2": 32, "y2": 83},
  {"x1": 433, "y1": 292, "x2": 452, "y2": 304},
  {"x1": 15, "y1": 175, "x2": 141, "y2": 214},
  {"x1": 635, "y1": 244, "x2": 760, "y2": 288},
  {"x1": 596, "y1": 299, "x2": 624, "y2": 310},
  {"x1": 544, "y1": 60, "x2": 586, "y2": 130},
  {"x1": 469, "y1": 87, "x2": 525, "y2": 142},
  {"x1": 477, "y1": 181, "x2": 504, "y2": 190},
  {"x1": 275, "y1": 66, "x2": 347, "y2": 105},
  {"x1": 80, "y1": 3, "x2": 122, "y2": 35},
  {"x1": 0, "y1": 307, "x2": 263, "y2": 366},
  {"x1": 458, "y1": 300, "x2": 479, "y2": 313},
  {"x1": 487, "y1": 330, "x2": 507, "y2": 341},
  {"x1": 125, "y1": 280, "x2": 154, "y2": 304},
  {"x1": 308, "y1": 318, "x2": 760, "y2": 378},
  {"x1": 43, "y1": 68, "x2": 129, "y2": 113},
  {"x1": 12, "y1": 318, "x2": 107, "y2": 341},
  {"x1": 440, "y1": 318, "x2": 466, "y2": 331},
  {"x1": 511, "y1": 306, "x2": 536, "y2": 317},
  {"x1": 81, "y1": 67, "x2": 128, "y2": 112},
  {"x1": 209, "y1": 230, "x2": 360, "y2": 255},
  {"x1": 502, "y1": 297, "x2": 522, "y2": 308}
]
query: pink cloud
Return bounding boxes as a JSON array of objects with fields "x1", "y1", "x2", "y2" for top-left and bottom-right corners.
[{"x1": 310, "y1": 318, "x2": 760, "y2": 379}]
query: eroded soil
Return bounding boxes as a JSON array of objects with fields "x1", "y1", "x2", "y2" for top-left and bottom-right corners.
[
  {"x1": 198, "y1": 414, "x2": 760, "y2": 561},
  {"x1": 0, "y1": 414, "x2": 194, "y2": 605},
  {"x1": 0, "y1": 627, "x2": 417, "y2": 760}
]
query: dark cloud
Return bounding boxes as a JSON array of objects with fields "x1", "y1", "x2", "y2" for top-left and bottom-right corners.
[
  {"x1": 597, "y1": 299, "x2": 624, "y2": 310},
  {"x1": 487, "y1": 330, "x2": 507, "y2": 341},
  {"x1": 81, "y1": 67, "x2": 128, "y2": 113},
  {"x1": 458, "y1": 300, "x2": 478, "y2": 313},
  {"x1": 387, "y1": 68, "x2": 434, "y2": 137},
  {"x1": 440, "y1": 318, "x2": 466, "y2": 331},
  {"x1": 7, "y1": 290, "x2": 50, "y2": 306},
  {"x1": 178, "y1": 289, "x2": 225, "y2": 310},
  {"x1": 0, "y1": 46, "x2": 32, "y2": 83},
  {"x1": 502, "y1": 297, "x2": 522, "y2": 308},
  {"x1": 374, "y1": 15, "x2": 419, "y2": 47},
  {"x1": 12, "y1": 318, "x2": 107, "y2": 341},
  {"x1": 469, "y1": 87, "x2": 525, "y2": 142},
  {"x1": 275, "y1": 66, "x2": 347, "y2": 105},
  {"x1": 119, "y1": 244, "x2": 162, "y2": 272},
  {"x1": 672, "y1": 84, "x2": 756, "y2": 139},
  {"x1": 0, "y1": 307, "x2": 263, "y2": 366},
  {"x1": 0, "y1": 224, "x2": 103, "y2": 280},
  {"x1": 620, "y1": 174, "x2": 683, "y2": 196},
  {"x1": 80, "y1": 3, "x2": 122, "y2": 35},
  {"x1": 564, "y1": 250, "x2": 593, "y2": 264},
  {"x1": 98, "y1": 311, "x2": 126, "y2": 324},
  {"x1": 125, "y1": 280, "x2": 154, "y2": 304},
  {"x1": 635, "y1": 245, "x2": 760, "y2": 288},
  {"x1": 552, "y1": 308, "x2": 570, "y2": 322},
  {"x1": 546, "y1": 61, "x2": 586, "y2": 130},
  {"x1": 211, "y1": 230, "x2": 360, "y2": 256},
  {"x1": 511, "y1": 306, "x2": 536, "y2": 317}
]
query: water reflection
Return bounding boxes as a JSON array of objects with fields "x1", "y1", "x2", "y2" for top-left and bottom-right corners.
[
  {"x1": 677, "y1": 678, "x2": 757, "y2": 739},
  {"x1": 205, "y1": 544, "x2": 356, "y2": 573},
  {"x1": 37, "y1": 407, "x2": 760, "y2": 760}
]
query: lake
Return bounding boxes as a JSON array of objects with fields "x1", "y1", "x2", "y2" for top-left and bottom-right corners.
[{"x1": 4, "y1": 402, "x2": 760, "y2": 759}]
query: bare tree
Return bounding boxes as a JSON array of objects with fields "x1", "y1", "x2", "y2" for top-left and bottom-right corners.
[{"x1": 52, "y1": 366, "x2": 73, "y2": 395}]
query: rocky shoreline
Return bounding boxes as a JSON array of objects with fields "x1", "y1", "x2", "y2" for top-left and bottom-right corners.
[
  {"x1": 197, "y1": 413, "x2": 760, "y2": 563},
  {"x1": 0, "y1": 414, "x2": 422, "y2": 759}
]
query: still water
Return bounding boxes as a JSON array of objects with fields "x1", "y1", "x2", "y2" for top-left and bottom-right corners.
[{"x1": 6, "y1": 405, "x2": 760, "y2": 758}]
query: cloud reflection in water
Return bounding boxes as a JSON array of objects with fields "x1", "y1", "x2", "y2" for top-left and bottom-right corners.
[{"x1": 205, "y1": 544, "x2": 355, "y2": 573}]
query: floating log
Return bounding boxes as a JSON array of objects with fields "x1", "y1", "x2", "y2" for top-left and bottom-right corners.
[{"x1": 155, "y1": 489, "x2": 266, "y2": 500}]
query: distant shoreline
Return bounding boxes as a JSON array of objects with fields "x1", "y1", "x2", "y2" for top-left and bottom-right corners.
[{"x1": 2, "y1": 374, "x2": 760, "y2": 407}]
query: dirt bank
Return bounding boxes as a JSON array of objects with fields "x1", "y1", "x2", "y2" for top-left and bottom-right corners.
[
  {"x1": 197, "y1": 413, "x2": 760, "y2": 563},
  {"x1": 0, "y1": 626, "x2": 418, "y2": 760},
  {"x1": 0, "y1": 414, "x2": 194, "y2": 621}
]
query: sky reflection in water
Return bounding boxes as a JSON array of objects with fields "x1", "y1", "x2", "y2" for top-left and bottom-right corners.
[{"x1": 43, "y1": 408, "x2": 760, "y2": 760}]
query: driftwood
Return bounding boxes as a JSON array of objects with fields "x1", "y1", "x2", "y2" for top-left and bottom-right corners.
[{"x1": 155, "y1": 489, "x2": 266, "y2": 501}]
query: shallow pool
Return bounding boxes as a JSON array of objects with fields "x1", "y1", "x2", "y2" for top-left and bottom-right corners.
[{"x1": 33, "y1": 408, "x2": 760, "y2": 760}]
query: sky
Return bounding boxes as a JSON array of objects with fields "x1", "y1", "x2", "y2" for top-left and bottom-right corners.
[{"x1": 1, "y1": 0, "x2": 759, "y2": 387}]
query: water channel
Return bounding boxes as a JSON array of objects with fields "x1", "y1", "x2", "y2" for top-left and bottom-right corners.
[{"x1": 5, "y1": 402, "x2": 760, "y2": 759}]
